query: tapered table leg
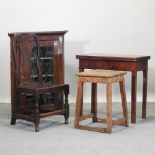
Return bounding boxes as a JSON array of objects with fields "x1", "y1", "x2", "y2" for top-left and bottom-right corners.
[
  {"x1": 79, "y1": 68, "x2": 84, "y2": 116},
  {"x1": 131, "y1": 71, "x2": 137, "y2": 123},
  {"x1": 91, "y1": 83, "x2": 97, "y2": 122},
  {"x1": 142, "y1": 69, "x2": 148, "y2": 119}
]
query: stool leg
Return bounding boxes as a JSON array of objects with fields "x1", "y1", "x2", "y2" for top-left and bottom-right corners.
[
  {"x1": 91, "y1": 83, "x2": 97, "y2": 122},
  {"x1": 106, "y1": 82, "x2": 112, "y2": 133},
  {"x1": 80, "y1": 83, "x2": 83, "y2": 116},
  {"x1": 74, "y1": 79, "x2": 83, "y2": 128},
  {"x1": 119, "y1": 79, "x2": 128, "y2": 127}
]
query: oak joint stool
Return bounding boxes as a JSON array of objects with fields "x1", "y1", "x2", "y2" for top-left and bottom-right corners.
[{"x1": 74, "y1": 69, "x2": 129, "y2": 133}]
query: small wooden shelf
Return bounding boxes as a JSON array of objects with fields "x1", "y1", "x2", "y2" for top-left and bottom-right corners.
[{"x1": 30, "y1": 57, "x2": 53, "y2": 61}]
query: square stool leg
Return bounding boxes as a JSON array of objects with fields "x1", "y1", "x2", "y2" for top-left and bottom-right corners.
[
  {"x1": 106, "y1": 82, "x2": 112, "y2": 133},
  {"x1": 119, "y1": 79, "x2": 129, "y2": 127},
  {"x1": 74, "y1": 79, "x2": 83, "y2": 128},
  {"x1": 91, "y1": 83, "x2": 97, "y2": 122}
]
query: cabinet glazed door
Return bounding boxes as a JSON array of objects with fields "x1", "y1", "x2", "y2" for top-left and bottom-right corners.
[
  {"x1": 26, "y1": 39, "x2": 64, "y2": 111},
  {"x1": 52, "y1": 37, "x2": 64, "y2": 85}
]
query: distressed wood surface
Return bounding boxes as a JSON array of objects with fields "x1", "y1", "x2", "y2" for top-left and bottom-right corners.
[{"x1": 74, "y1": 70, "x2": 128, "y2": 133}]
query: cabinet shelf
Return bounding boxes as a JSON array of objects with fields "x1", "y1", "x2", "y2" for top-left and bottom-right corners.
[
  {"x1": 30, "y1": 57, "x2": 53, "y2": 61},
  {"x1": 31, "y1": 74, "x2": 53, "y2": 78}
]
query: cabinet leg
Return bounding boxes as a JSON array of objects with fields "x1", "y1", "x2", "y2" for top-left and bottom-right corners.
[
  {"x1": 11, "y1": 92, "x2": 18, "y2": 125},
  {"x1": 11, "y1": 116, "x2": 16, "y2": 125}
]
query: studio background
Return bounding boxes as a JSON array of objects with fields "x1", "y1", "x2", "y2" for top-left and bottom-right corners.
[{"x1": 0, "y1": 0, "x2": 154, "y2": 103}]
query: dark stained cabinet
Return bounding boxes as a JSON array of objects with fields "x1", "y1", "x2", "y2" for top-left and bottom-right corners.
[{"x1": 8, "y1": 31, "x2": 68, "y2": 114}]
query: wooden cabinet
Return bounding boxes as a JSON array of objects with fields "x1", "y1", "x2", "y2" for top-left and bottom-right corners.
[{"x1": 8, "y1": 31, "x2": 68, "y2": 112}]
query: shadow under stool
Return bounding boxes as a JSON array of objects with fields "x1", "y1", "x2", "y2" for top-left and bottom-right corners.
[{"x1": 74, "y1": 69, "x2": 129, "y2": 133}]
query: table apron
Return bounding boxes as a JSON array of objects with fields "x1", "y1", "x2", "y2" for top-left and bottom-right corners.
[{"x1": 79, "y1": 59, "x2": 148, "y2": 71}]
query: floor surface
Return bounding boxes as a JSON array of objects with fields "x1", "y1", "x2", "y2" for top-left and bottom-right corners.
[{"x1": 0, "y1": 102, "x2": 154, "y2": 155}]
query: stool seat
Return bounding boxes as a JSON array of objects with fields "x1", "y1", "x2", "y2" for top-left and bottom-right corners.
[{"x1": 77, "y1": 69, "x2": 126, "y2": 78}]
